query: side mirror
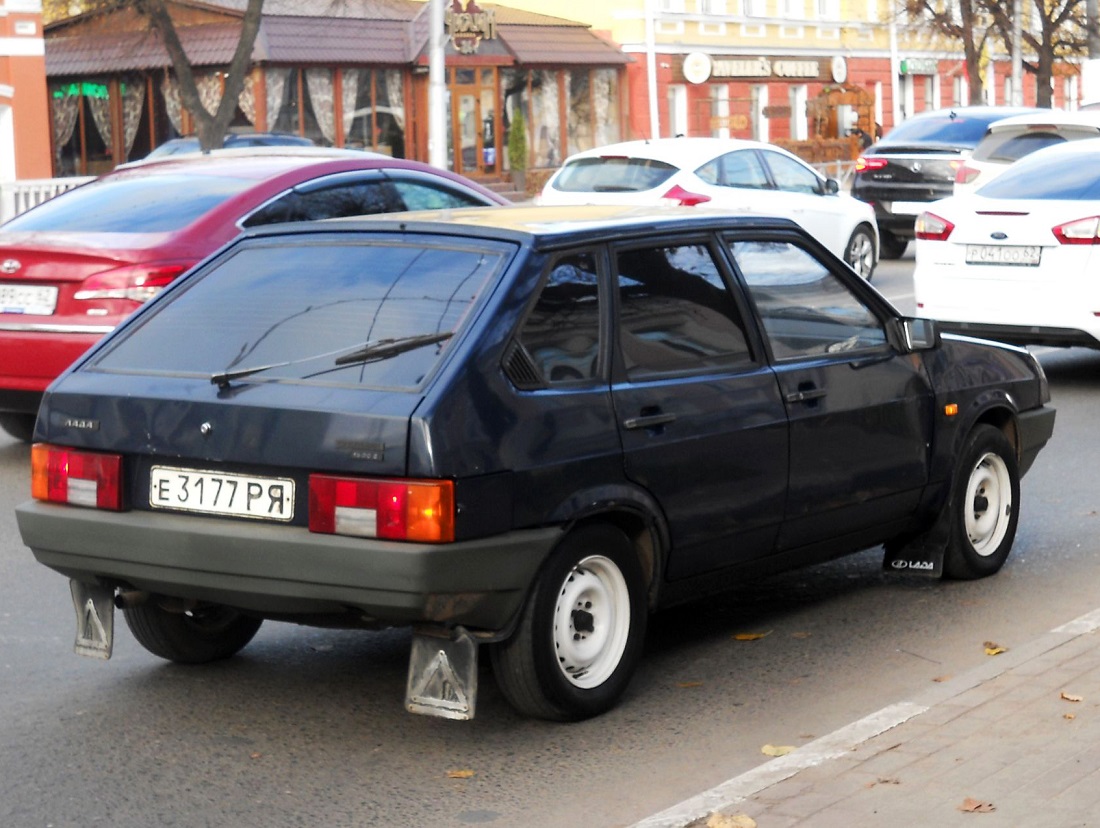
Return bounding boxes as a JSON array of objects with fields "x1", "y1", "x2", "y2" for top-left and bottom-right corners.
[
  {"x1": 897, "y1": 317, "x2": 939, "y2": 352},
  {"x1": 824, "y1": 178, "x2": 840, "y2": 195}
]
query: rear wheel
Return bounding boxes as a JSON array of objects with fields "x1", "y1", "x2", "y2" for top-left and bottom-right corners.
[
  {"x1": 123, "y1": 602, "x2": 262, "y2": 664},
  {"x1": 844, "y1": 226, "x2": 877, "y2": 280},
  {"x1": 0, "y1": 413, "x2": 35, "y2": 443},
  {"x1": 878, "y1": 231, "x2": 908, "y2": 260},
  {"x1": 943, "y1": 425, "x2": 1020, "y2": 580},
  {"x1": 489, "y1": 524, "x2": 647, "y2": 721}
]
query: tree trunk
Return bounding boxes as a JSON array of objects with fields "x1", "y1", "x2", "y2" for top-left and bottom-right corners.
[{"x1": 140, "y1": 0, "x2": 265, "y2": 151}]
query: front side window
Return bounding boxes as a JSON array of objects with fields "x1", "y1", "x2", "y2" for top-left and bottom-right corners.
[
  {"x1": 616, "y1": 243, "x2": 751, "y2": 379},
  {"x1": 761, "y1": 150, "x2": 822, "y2": 195},
  {"x1": 515, "y1": 252, "x2": 602, "y2": 385},
  {"x1": 91, "y1": 236, "x2": 510, "y2": 390},
  {"x1": 728, "y1": 239, "x2": 885, "y2": 360}
]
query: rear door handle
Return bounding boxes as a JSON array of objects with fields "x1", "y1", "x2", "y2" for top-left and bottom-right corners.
[{"x1": 623, "y1": 412, "x2": 678, "y2": 430}]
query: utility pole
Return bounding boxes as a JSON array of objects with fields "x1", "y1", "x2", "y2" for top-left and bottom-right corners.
[{"x1": 429, "y1": 0, "x2": 447, "y2": 169}]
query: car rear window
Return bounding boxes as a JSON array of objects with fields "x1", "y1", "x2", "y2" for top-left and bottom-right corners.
[
  {"x1": 977, "y1": 151, "x2": 1100, "y2": 200},
  {"x1": 551, "y1": 156, "x2": 679, "y2": 193},
  {"x1": 3, "y1": 174, "x2": 254, "y2": 233},
  {"x1": 89, "y1": 236, "x2": 510, "y2": 390},
  {"x1": 973, "y1": 131, "x2": 1067, "y2": 163}
]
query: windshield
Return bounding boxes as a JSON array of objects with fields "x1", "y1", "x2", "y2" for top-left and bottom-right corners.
[
  {"x1": 3, "y1": 173, "x2": 254, "y2": 233},
  {"x1": 91, "y1": 236, "x2": 510, "y2": 390},
  {"x1": 551, "y1": 157, "x2": 679, "y2": 193}
]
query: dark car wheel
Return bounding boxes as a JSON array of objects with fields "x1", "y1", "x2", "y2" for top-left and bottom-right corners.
[
  {"x1": 123, "y1": 602, "x2": 263, "y2": 664},
  {"x1": 0, "y1": 413, "x2": 36, "y2": 443},
  {"x1": 878, "y1": 231, "x2": 908, "y2": 260},
  {"x1": 943, "y1": 425, "x2": 1020, "y2": 580},
  {"x1": 489, "y1": 524, "x2": 647, "y2": 721},
  {"x1": 844, "y1": 226, "x2": 877, "y2": 280}
]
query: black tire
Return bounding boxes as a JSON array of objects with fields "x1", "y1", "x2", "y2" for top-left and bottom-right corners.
[
  {"x1": 943, "y1": 425, "x2": 1020, "y2": 580},
  {"x1": 844, "y1": 226, "x2": 877, "y2": 281},
  {"x1": 0, "y1": 413, "x2": 36, "y2": 443},
  {"x1": 489, "y1": 524, "x2": 647, "y2": 721},
  {"x1": 123, "y1": 602, "x2": 262, "y2": 664},
  {"x1": 878, "y1": 231, "x2": 908, "y2": 260}
]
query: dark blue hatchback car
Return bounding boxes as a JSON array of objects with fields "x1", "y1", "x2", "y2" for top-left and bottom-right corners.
[{"x1": 17, "y1": 206, "x2": 1055, "y2": 721}]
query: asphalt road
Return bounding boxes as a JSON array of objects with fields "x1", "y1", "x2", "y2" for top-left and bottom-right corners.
[{"x1": 2, "y1": 249, "x2": 1097, "y2": 827}]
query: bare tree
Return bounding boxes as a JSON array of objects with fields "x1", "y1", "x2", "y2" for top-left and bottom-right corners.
[{"x1": 903, "y1": 0, "x2": 991, "y2": 104}]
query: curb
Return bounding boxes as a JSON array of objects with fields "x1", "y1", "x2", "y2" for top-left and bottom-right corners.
[{"x1": 630, "y1": 607, "x2": 1100, "y2": 828}]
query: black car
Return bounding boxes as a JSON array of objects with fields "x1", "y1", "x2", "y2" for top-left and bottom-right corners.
[
  {"x1": 17, "y1": 205, "x2": 1055, "y2": 722},
  {"x1": 851, "y1": 106, "x2": 1042, "y2": 259}
]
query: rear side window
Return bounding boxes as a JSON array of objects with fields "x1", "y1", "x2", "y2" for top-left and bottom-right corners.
[
  {"x1": 616, "y1": 243, "x2": 751, "y2": 378},
  {"x1": 243, "y1": 181, "x2": 398, "y2": 226},
  {"x1": 91, "y1": 237, "x2": 510, "y2": 390},
  {"x1": 978, "y1": 151, "x2": 1100, "y2": 200},
  {"x1": 3, "y1": 174, "x2": 252, "y2": 233},
  {"x1": 391, "y1": 180, "x2": 490, "y2": 210},
  {"x1": 551, "y1": 157, "x2": 679, "y2": 193},
  {"x1": 696, "y1": 150, "x2": 769, "y2": 189}
]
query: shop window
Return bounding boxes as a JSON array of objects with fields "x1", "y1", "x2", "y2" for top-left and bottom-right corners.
[
  {"x1": 344, "y1": 69, "x2": 407, "y2": 157},
  {"x1": 567, "y1": 71, "x2": 593, "y2": 156},
  {"x1": 530, "y1": 70, "x2": 561, "y2": 167}
]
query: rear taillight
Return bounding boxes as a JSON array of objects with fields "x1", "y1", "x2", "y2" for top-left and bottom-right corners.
[
  {"x1": 855, "y1": 156, "x2": 888, "y2": 173},
  {"x1": 309, "y1": 475, "x2": 455, "y2": 543},
  {"x1": 915, "y1": 212, "x2": 955, "y2": 241},
  {"x1": 31, "y1": 443, "x2": 123, "y2": 511},
  {"x1": 662, "y1": 185, "x2": 712, "y2": 206},
  {"x1": 955, "y1": 164, "x2": 981, "y2": 185},
  {"x1": 74, "y1": 262, "x2": 192, "y2": 304},
  {"x1": 1052, "y1": 216, "x2": 1100, "y2": 245}
]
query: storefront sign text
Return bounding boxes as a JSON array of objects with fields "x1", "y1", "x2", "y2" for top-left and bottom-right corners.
[
  {"x1": 686, "y1": 56, "x2": 828, "y2": 82},
  {"x1": 446, "y1": 0, "x2": 498, "y2": 55}
]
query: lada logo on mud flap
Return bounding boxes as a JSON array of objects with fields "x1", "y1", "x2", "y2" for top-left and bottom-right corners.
[
  {"x1": 892, "y1": 560, "x2": 934, "y2": 571},
  {"x1": 0, "y1": 259, "x2": 21, "y2": 274}
]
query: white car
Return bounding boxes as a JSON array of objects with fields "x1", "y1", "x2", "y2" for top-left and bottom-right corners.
[
  {"x1": 953, "y1": 110, "x2": 1100, "y2": 196},
  {"x1": 539, "y1": 138, "x2": 880, "y2": 279},
  {"x1": 914, "y1": 138, "x2": 1100, "y2": 348}
]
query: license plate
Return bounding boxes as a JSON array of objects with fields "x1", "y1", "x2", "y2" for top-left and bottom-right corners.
[
  {"x1": 150, "y1": 466, "x2": 295, "y2": 521},
  {"x1": 0, "y1": 283, "x2": 58, "y2": 315},
  {"x1": 891, "y1": 201, "x2": 928, "y2": 215},
  {"x1": 965, "y1": 244, "x2": 1042, "y2": 266}
]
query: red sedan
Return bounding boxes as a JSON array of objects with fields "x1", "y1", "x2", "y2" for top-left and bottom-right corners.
[{"x1": 0, "y1": 149, "x2": 508, "y2": 441}]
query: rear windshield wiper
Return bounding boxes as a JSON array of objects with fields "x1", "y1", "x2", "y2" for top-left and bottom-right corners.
[{"x1": 211, "y1": 331, "x2": 453, "y2": 388}]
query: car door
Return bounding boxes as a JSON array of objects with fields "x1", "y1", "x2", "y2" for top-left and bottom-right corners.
[
  {"x1": 724, "y1": 234, "x2": 934, "y2": 551},
  {"x1": 609, "y1": 235, "x2": 789, "y2": 580},
  {"x1": 757, "y1": 149, "x2": 846, "y2": 253}
]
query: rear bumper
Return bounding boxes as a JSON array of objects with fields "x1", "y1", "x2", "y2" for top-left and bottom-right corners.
[
  {"x1": 16, "y1": 500, "x2": 561, "y2": 632},
  {"x1": 0, "y1": 328, "x2": 106, "y2": 409}
]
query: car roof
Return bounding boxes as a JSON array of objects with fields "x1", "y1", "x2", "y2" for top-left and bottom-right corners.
[
  {"x1": 245, "y1": 203, "x2": 802, "y2": 248},
  {"x1": 984, "y1": 110, "x2": 1100, "y2": 131},
  {"x1": 561, "y1": 137, "x2": 782, "y2": 168}
]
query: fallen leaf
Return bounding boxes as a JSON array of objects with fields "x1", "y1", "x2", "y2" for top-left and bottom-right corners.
[
  {"x1": 761, "y1": 744, "x2": 795, "y2": 757},
  {"x1": 733, "y1": 631, "x2": 772, "y2": 641},
  {"x1": 1065, "y1": 713, "x2": 1077, "y2": 720},
  {"x1": 932, "y1": 675, "x2": 952, "y2": 683},
  {"x1": 446, "y1": 769, "x2": 475, "y2": 779},
  {"x1": 677, "y1": 681, "x2": 703, "y2": 688},
  {"x1": 249, "y1": 752, "x2": 262, "y2": 760},
  {"x1": 1061, "y1": 692, "x2": 1083, "y2": 703},
  {"x1": 983, "y1": 641, "x2": 1006, "y2": 656},
  {"x1": 958, "y1": 797, "x2": 995, "y2": 813},
  {"x1": 706, "y1": 814, "x2": 757, "y2": 828}
]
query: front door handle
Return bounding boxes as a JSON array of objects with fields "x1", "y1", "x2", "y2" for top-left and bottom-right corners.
[
  {"x1": 785, "y1": 388, "x2": 827, "y2": 404},
  {"x1": 623, "y1": 412, "x2": 678, "y2": 430}
]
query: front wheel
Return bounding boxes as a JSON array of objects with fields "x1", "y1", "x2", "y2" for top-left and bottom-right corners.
[
  {"x1": 844, "y1": 226, "x2": 877, "y2": 280},
  {"x1": 943, "y1": 425, "x2": 1020, "y2": 580},
  {"x1": 489, "y1": 524, "x2": 647, "y2": 721},
  {"x1": 123, "y1": 601, "x2": 263, "y2": 664}
]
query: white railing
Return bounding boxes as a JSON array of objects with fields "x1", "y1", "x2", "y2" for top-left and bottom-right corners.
[
  {"x1": 813, "y1": 160, "x2": 857, "y2": 190},
  {"x1": 0, "y1": 176, "x2": 94, "y2": 224}
]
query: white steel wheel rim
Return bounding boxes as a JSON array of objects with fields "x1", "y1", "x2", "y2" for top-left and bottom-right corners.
[
  {"x1": 965, "y1": 451, "x2": 1013, "y2": 557},
  {"x1": 552, "y1": 554, "x2": 631, "y2": 689}
]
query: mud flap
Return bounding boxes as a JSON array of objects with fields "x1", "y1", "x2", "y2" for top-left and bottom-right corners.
[
  {"x1": 70, "y1": 580, "x2": 115, "y2": 659},
  {"x1": 405, "y1": 626, "x2": 478, "y2": 720},
  {"x1": 883, "y1": 541, "x2": 945, "y2": 576}
]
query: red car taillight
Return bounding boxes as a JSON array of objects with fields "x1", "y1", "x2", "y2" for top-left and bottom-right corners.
[
  {"x1": 662, "y1": 185, "x2": 712, "y2": 206},
  {"x1": 915, "y1": 212, "x2": 954, "y2": 241},
  {"x1": 31, "y1": 443, "x2": 124, "y2": 511},
  {"x1": 855, "y1": 156, "x2": 888, "y2": 173},
  {"x1": 955, "y1": 164, "x2": 981, "y2": 185},
  {"x1": 1052, "y1": 216, "x2": 1100, "y2": 245},
  {"x1": 74, "y1": 262, "x2": 192, "y2": 304},
  {"x1": 309, "y1": 475, "x2": 455, "y2": 542}
]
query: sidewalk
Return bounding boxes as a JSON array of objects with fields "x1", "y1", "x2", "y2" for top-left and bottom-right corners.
[{"x1": 634, "y1": 609, "x2": 1100, "y2": 828}]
